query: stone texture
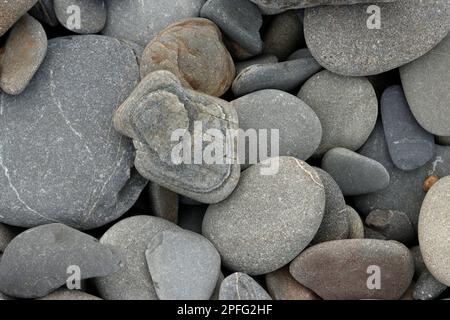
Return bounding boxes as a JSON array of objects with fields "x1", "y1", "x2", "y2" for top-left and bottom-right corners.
[
  {"x1": 148, "y1": 182, "x2": 179, "y2": 224},
  {"x1": 29, "y1": 0, "x2": 58, "y2": 26},
  {"x1": 304, "y1": 0, "x2": 450, "y2": 76},
  {"x1": 219, "y1": 273, "x2": 272, "y2": 300},
  {"x1": 346, "y1": 205, "x2": 364, "y2": 239},
  {"x1": 381, "y1": 85, "x2": 435, "y2": 171},
  {"x1": 95, "y1": 216, "x2": 180, "y2": 300},
  {"x1": 102, "y1": 0, "x2": 205, "y2": 47},
  {"x1": 413, "y1": 270, "x2": 447, "y2": 300},
  {"x1": 113, "y1": 70, "x2": 240, "y2": 204},
  {"x1": 0, "y1": 35, "x2": 147, "y2": 230},
  {"x1": 235, "y1": 54, "x2": 278, "y2": 75},
  {"x1": 365, "y1": 210, "x2": 415, "y2": 244},
  {"x1": 322, "y1": 147, "x2": 390, "y2": 196},
  {"x1": 265, "y1": 266, "x2": 320, "y2": 300},
  {"x1": 0, "y1": 223, "x2": 121, "y2": 299},
  {"x1": 290, "y1": 239, "x2": 414, "y2": 300},
  {"x1": 298, "y1": 70, "x2": 378, "y2": 156},
  {"x1": 54, "y1": 0, "x2": 107, "y2": 34},
  {"x1": 203, "y1": 157, "x2": 325, "y2": 275},
  {"x1": 0, "y1": 223, "x2": 17, "y2": 252},
  {"x1": 232, "y1": 90, "x2": 322, "y2": 163},
  {"x1": 201, "y1": 0, "x2": 263, "y2": 56},
  {"x1": 232, "y1": 55, "x2": 322, "y2": 97},
  {"x1": 400, "y1": 34, "x2": 450, "y2": 136},
  {"x1": 0, "y1": 14, "x2": 47, "y2": 95},
  {"x1": 145, "y1": 229, "x2": 221, "y2": 300},
  {"x1": 0, "y1": 0, "x2": 38, "y2": 37},
  {"x1": 38, "y1": 289, "x2": 102, "y2": 300},
  {"x1": 419, "y1": 176, "x2": 450, "y2": 286},
  {"x1": 140, "y1": 18, "x2": 235, "y2": 97},
  {"x1": 311, "y1": 168, "x2": 348, "y2": 244}
]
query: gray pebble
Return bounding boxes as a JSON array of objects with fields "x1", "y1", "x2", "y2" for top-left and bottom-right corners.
[
  {"x1": 413, "y1": 270, "x2": 447, "y2": 300},
  {"x1": 346, "y1": 205, "x2": 364, "y2": 239},
  {"x1": 322, "y1": 147, "x2": 390, "y2": 196},
  {"x1": 410, "y1": 246, "x2": 427, "y2": 278},
  {"x1": 0, "y1": 223, "x2": 121, "y2": 299},
  {"x1": 219, "y1": 273, "x2": 272, "y2": 300},
  {"x1": 365, "y1": 209, "x2": 415, "y2": 244},
  {"x1": 298, "y1": 70, "x2": 378, "y2": 156},
  {"x1": 201, "y1": 0, "x2": 263, "y2": 56},
  {"x1": 381, "y1": 85, "x2": 435, "y2": 171},
  {"x1": 54, "y1": 0, "x2": 107, "y2": 34},
  {"x1": 235, "y1": 55, "x2": 278, "y2": 75},
  {"x1": 145, "y1": 229, "x2": 221, "y2": 300},
  {"x1": 288, "y1": 48, "x2": 314, "y2": 60},
  {"x1": 203, "y1": 157, "x2": 325, "y2": 275}
]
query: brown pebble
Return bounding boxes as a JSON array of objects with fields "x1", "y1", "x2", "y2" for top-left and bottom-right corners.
[{"x1": 424, "y1": 175, "x2": 439, "y2": 192}]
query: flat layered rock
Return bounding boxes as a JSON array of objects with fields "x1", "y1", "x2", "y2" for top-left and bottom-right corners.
[
  {"x1": 219, "y1": 273, "x2": 272, "y2": 300},
  {"x1": 304, "y1": 0, "x2": 450, "y2": 76},
  {"x1": 290, "y1": 239, "x2": 414, "y2": 300},
  {"x1": 54, "y1": 0, "x2": 107, "y2": 34},
  {"x1": 0, "y1": 0, "x2": 38, "y2": 36},
  {"x1": 203, "y1": 157, "x2": 325, "y2": 275}
]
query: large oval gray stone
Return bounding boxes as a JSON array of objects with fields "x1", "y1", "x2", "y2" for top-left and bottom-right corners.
[
  {"x1": 304, "y1": 0, "x2": 450, "y2": 76},
  {"x1": 203, "y1": 157, "x2": 325, "y2": 275}
]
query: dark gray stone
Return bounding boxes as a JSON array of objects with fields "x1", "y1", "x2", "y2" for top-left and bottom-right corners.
[
  {"x1": 413, "y1": 270, "x2": 447, "y2": 300},
  {"x1": 304, "y1": 0, "x2": 450, "y2": 76},
  {"x1": 95, "y1": 215, "x2": 180, "y2": 300},
  {"x1": 365, "y1": 209, "x2": 415, "y2": 244},
  {"x1": 298, "y1": 70, "x2": 378, "y2": 156},
  {"x1": 232, "y1": 90, "x2": 322, "y2": 163},
  {"x1": 178, "y1": 205, "x2": 207, "y2": 234},
  {"x1": 346, "y1": 206, "x2": 364, "y2": 239},
  {"x1": 148, "y1": 182, "x2": 179, "y2": 224},
  {"x1": 54, "y1": 0, "x2": 107, "y2": 34},
  {"x1": 145, "y1": 229, "x2": 221, "y2": 300},
  {"x1": 29, "y1": 0, "x2": 58, "y2": 26},
  {"x1": 232, "y1": 56, "x2": 322, "y2": 97},
  {"x1": 312, "y1": 168, "x2": 348, "y2": 244},
  {"x1": 288, "y1": 48, "x2": 313, "y2": 60},
  {"x1": 381, "y1": 85, "x2": 435, "y2": 171},
  {"x1": 0, "y1": 223, "x2": 121, "y2": 299},
  {"x1": 411, "y1": 246, "x2": 427, "y2": 278},
  {"x1": 0, "y1": 224, "x2": 17, "y2": 253},
  {"x1": 235, "y1": 55, "x2": 278, "y2": 75},
  {"x1": 113, "y1": 70, "x2": 240, "y2": 204},
  {"x1": 201, "y1": 0, "x2": 263, "y2": 55},
  {"x1": 203, "y1": 157, "x2": 325, "y2": 275},
  {"x1": 0, "y1": 35, "x2": 147, "y2": 230},
  {"x1": 102, "y1": 0, "x2": 205, "y2": 47},
  {"x1": 219, "y1": 273, "x2": 272, "y2": 300},
  {"x1": 322, "y1": 147, "x2": 390, "y2": 196}
]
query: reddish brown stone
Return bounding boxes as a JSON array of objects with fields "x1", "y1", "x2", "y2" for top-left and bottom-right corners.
[{"x1": 265, "y1": 267, "x2": 320, "y2": 300}]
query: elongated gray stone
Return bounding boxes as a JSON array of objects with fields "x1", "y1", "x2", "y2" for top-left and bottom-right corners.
[
  {"x1": 235, "y1": 55, "x2": 278, "y2": 75},
  {"x1": 0, "y1": 223, "x2": 121, "y2": 299},
  {"x1": 113, "y1": 70, "x2": 240, "y2": 204},
  {"x1": 304, "y1": 0, "x2": 450, "y2": 76},
  {"x1": 203, "y1": 157, "x2": 325, "y2": 275},
  {"x1": 54, "y1": 0, "x2": 107, "y2": 34},
  {"x1": 145, "y1": 229, "x2": 221, "y2": 300},
  {"x1": 322, "y1": 147, "x2": 390, "y2": 196},
  {"x1": 0, "y1": 35, "x2": 147, "y2": 230},
  {"x1": 219, "y1": 273, "x2": 272, "y2": 300},
  {"x1": 381, "y1": 85, "x2": 435, "y2": 171}
]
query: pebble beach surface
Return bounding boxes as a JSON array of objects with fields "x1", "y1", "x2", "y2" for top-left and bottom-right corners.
[{"x1": 0, "y1": 0, "x2": 450, "y2": 301}]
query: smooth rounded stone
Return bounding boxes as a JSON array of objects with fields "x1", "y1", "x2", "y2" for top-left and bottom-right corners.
[
  {"x1": 235, "y1": 54, "x2": 278, "y2": 75},
  {"x1": 29, "y1": 0, "x2": 58, "y2": 26},
  {"x1": 419, "y1": 176, "x2": 450, "y2": 286},
  {"x1": 289, "y1": 239, "x2": 414, "y2": 300},
  {"x1": 219, "y1": 273, "x2": 272, "y2": 300},
  {"x1": 148, "y1": 182, "x2": 179, "y2": 224},
  {"x1": 298, "y1": 70, "x2": 378, "y2": 156},
  {"x1": 140, "y1": 18, "x2": 235, "y2": 97},
  {"x1": 201, "y1": 0, "x2": 263, "y2": 56},
  {"x1": 381, "y1": 85, "x2": 435, "y2": 171},
  {"x1": 400, "y1": 34, "x2": 450, "y2": 136},
  {"x1": 304, "y1": 0, "x2": 450, "y2": 76},
  {"x1": 249, "y1": 0, "x2": 396, "y2": 14},
  {"x1": 145, "y1": 229, "x2": 221, "y2": 300},
  {"x1": 311, "y1": 167, "x2": 348, "y2": 244},
  {"x1": 265, "y1": 266, "x2": 320, "y2": 300},
  {"x1": 54, "y1": 0, "x2": 106, "y2": 34},
  {"x1": 288, "y1": 48, "x2": 313, "y2": 61},
  {"x1": 346, "y1": 205, "x2": 364, "y2": 239},
  {"x1": 102, "y1": 0, "x2": 204, "y2": 47},
  {"x1": 0, "y1": 223, "x2": 17, "y2": 253},
  {"x1": 365, "y1": 210, "x2": 415, "y2": 245},
  {"x1": 38, "y1": 289, "x2": 102, "y2": 300},
  {"x1": 113, "y1": 70, "x2": 240, "y2": 204},
  {"x1": 203, "y1": 157, "x2": 325, "y2": 275},
  {"x1": 322, "y1": 147, "x2": 390, "y2": 196},
  {"x1": 232, "y1": 55, "x2": 322, "y2": 97},
  {"x1": 0, "y1": 0, "x2": 38, "y2": 37},
  {"x1": 413, "y1": 270, "x2": 447, "y2": 300},
  {"x1": 0, "y1": 35, "x2": 147, "y2": 230},
  {"x1": 0, "y1": 223, "x2": 121, "y2": 299},
  {"x1": 0, "y1": 14, "x2": 47, "y2": 95},
  {"x1": 232, "y1": 90, "x2": 322, "y2": 163},
  {"x1": 410, "y1": 246, "x2": 427, "y2": 277},
  {"x1": 262, "y1": 10, "x2": 304, "y2": 60},
  {"x1": 178, "y1": 205, "x2": 207, "y2": 234},
  {"x1": 95, "y1": 216, "x2": 180, "y2": 300}
]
